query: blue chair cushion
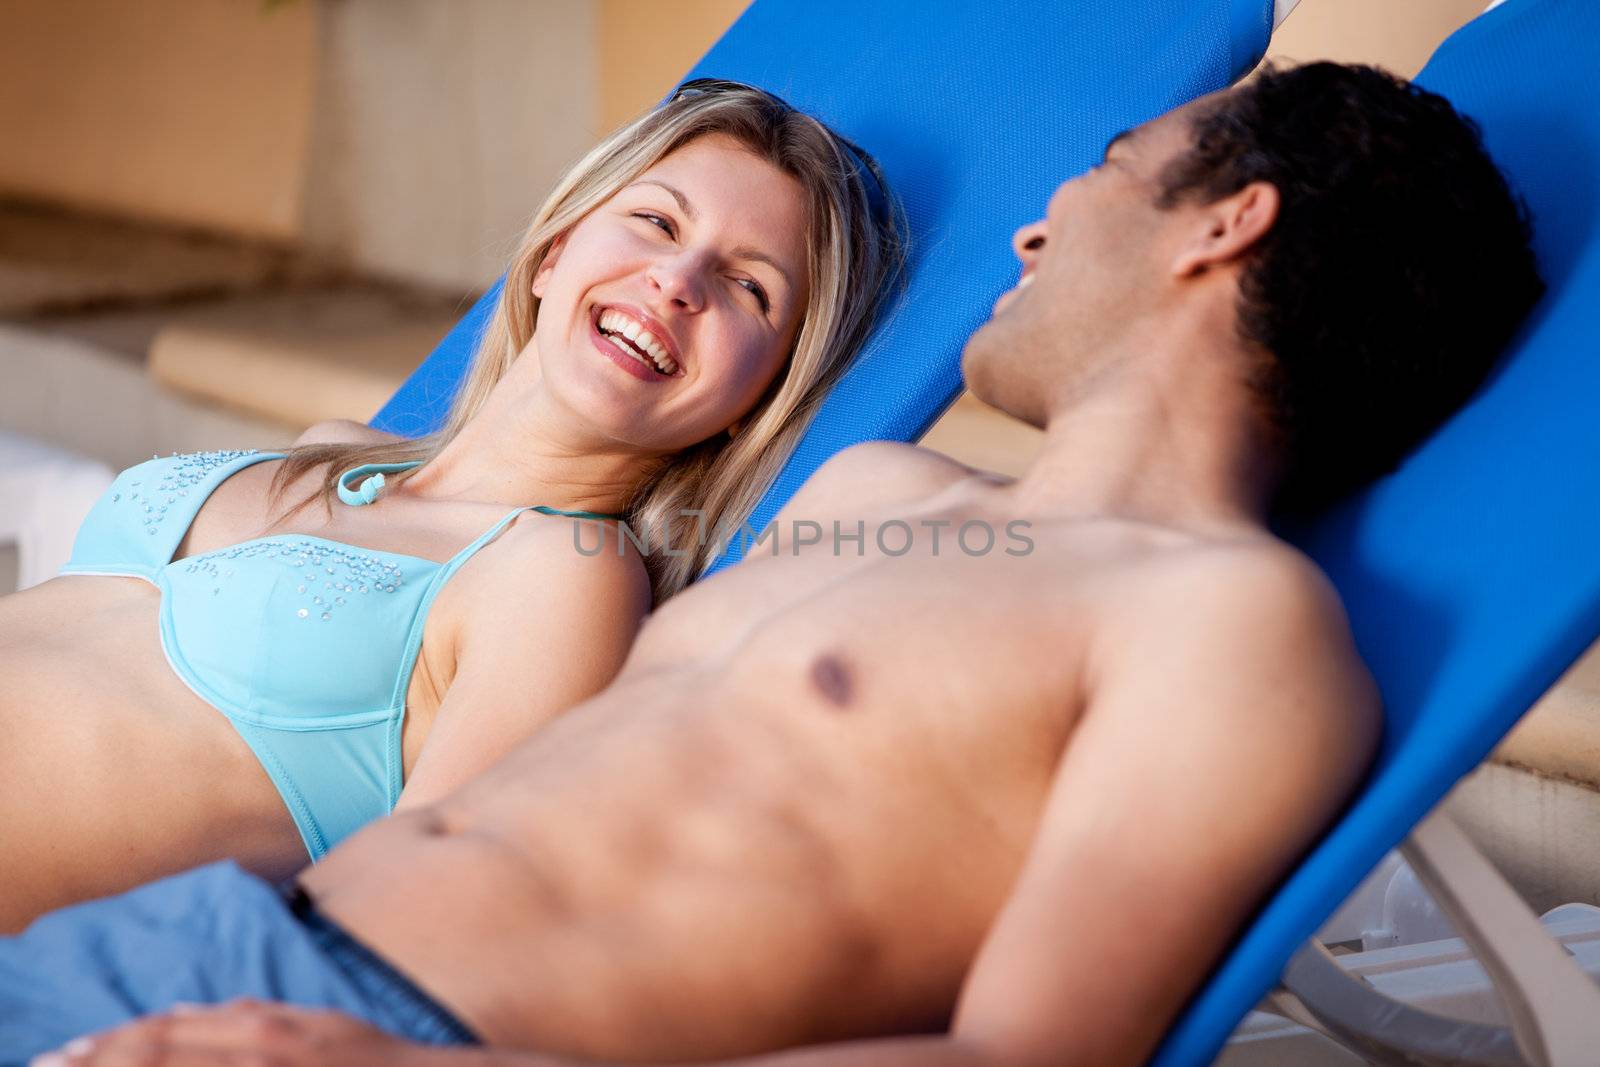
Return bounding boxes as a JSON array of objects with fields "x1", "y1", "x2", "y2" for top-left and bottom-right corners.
[{"x1": 1153, "y1": 1, "x2": 1600, "y2": 1062}]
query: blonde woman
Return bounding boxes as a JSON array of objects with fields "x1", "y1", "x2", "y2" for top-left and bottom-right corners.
[{"x1": 0, "y1": 80, "x2": 902, "y2": 931}]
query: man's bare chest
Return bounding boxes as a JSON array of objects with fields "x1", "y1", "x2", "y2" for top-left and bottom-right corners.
[{"x1": 626, "y1": 512, "x2": 1173, "y2": 795}]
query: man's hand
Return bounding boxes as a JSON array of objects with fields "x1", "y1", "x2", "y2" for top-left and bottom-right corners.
[{"x1": 30, "y1": 1000, "x2": 493, "y2": 1067}]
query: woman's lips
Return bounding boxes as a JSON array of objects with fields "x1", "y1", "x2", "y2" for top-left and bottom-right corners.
[
  {"x1": 598, "y1": 303, "x2": 683, "y2": 369},
  {"x1": 589, "y1": 310, "x2": 671, "y2": 383}
]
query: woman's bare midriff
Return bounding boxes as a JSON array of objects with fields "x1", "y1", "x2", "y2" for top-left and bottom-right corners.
[{"x1": 0, "y1": 576, "x2": 306, "y2": 930}]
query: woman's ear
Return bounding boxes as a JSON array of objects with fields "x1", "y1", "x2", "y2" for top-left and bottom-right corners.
[
  {"x1": 531, "y1": 233, "x2": 571, "y2": 299},
  {"x1": 725, "y1": 417, "x2": 747, "y2": 439}
]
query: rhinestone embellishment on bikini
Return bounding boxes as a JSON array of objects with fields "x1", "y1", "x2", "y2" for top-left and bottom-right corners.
[
  {"x1": 129, "y1": 450, "x2": 261, "y2": 536},
  {"x1": 181, "y1": 538, "x2": 406, "y2": 621}
]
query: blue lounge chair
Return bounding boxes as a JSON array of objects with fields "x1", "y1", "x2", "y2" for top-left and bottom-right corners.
[
  {"x1": 1155, "y1": 1, "x2": 1600, "y2": 1064},
  {"x1": 373, "y1": 0, "x2": 1600, "y2": 1063}
]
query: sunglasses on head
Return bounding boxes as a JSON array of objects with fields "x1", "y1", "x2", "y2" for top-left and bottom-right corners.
[{"x1": 670, "y1": 77, "x2": 891, "y2": 227}]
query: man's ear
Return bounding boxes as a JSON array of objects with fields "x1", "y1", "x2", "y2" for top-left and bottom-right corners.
[
  {"x1": 531, "y1": 232, "x2": 571, "y2": 299},
  {"x1": 1169, "y1": 180, "x2": 1279, "y2": 277}
]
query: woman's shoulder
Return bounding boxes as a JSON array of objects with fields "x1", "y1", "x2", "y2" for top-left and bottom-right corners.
[
  {"x1": 473, "y1": 511, "x2": 654, "y2": 617},
  {"x1": 293, "y1": 420, "x2": 406, "y2": 448}
]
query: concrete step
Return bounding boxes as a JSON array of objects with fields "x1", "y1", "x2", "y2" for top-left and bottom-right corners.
[
  {"x1": 0, "y1": 322, "x2": 301, "y2": 471},
  {"x1": 0, "y1": 198, "x2": 310, "y2": 317},
  {"x1": 147, "y1": 286, "x2": 466, "y2": 428}
]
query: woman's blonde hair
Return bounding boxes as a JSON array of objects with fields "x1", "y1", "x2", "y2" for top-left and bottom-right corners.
[{"x1": 272, "y1": 79, "x2": 903, "y2": 602}]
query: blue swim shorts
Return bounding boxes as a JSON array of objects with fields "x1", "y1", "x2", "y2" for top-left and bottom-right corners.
[{"x1": 0, "y1": 861, "x2": 475, "y2": 1066}]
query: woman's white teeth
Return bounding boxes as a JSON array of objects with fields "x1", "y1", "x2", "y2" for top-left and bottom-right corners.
[{"x1": 598, "y1": 309, "x2": 677, "y2": 374}]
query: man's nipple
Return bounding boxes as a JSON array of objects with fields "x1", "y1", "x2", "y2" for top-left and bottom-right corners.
[{"x1": 809, "y1": 652, "x2": 855, "y2": 709}]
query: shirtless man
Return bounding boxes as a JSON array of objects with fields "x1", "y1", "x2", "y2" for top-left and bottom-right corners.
[{"x1": 10, "y1": 62, "x2": 1541, "y2": 1067}]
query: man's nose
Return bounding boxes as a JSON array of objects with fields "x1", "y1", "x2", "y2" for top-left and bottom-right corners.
[
  {"x1": 646, "y1": 255, "x2": 706, "y2": 313},
  {"x1": 1012, "y1": 219, "x2": 1047, "y2": 265}
]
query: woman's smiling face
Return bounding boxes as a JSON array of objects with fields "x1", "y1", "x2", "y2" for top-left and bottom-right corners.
[{"x1": 530, "y1": 133, "x2": 812, "y2": 453}]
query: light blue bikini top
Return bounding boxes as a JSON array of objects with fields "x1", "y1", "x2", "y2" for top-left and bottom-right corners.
[{"x1": 62, "y1": 449, "x2": 613, "y2": 860}]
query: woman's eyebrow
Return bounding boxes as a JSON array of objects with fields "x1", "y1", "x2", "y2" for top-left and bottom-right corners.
[
  {"x1": 731, "y1": 246, "x2": 795, "y2": 294},
  {"x1": 629, "y1": 179, "x2": 697, "y2": 220}
]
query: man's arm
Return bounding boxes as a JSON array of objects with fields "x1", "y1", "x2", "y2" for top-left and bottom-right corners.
[
  {"x1": 48, "y1": 1003, "x2": 989, "y2": 1067},
  {"x1": 945, "y1": 547, "x2": 1380, "y2": 1066}
]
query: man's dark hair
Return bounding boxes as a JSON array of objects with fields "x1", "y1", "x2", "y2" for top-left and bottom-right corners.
[{"x1": 1156, "y1": 61, "x2": 1544, "y2": 510}]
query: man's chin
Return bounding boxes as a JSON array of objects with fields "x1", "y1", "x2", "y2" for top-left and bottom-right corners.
[
  {"x1": 991, "y1": 287, "x2": 1022, "y2": 319},
  {"x1": 959, "y1": 330, "x2": 1049, "y2": 429},
  {"x1": 959, "y1": 322, "x2": 1000, "y2": 393}
]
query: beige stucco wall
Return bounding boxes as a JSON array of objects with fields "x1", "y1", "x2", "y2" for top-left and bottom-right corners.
[
  {"x1": 1265, "y1": 0, "x2": 1491, "y2": 77},
  {"x1": 0, "y1": 0, "x2": 1492, "y2": 283},
  {"x1": 0, "y1": 0, "x2": 600, "y2": 290},
  {"x1": 295, "y1": 0, "x2": 749, "y2": 288},
  {"x1": 301, "y1": 0, "x2": 598, "y2": 291},
  {"x1": 0, "y1": 0, "x2": 316, "y2": 242},
  {"x1": 597, "y1": 0, "x2": 750, "y2": 135}
]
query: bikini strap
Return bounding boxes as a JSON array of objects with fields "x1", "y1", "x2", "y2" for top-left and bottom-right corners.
[
  {"x1": 439, "y1": 504, "x2": 622, "y2": 572},
  {"x1": 336, "y1": 461, "x2": 423, "y2": 507}
]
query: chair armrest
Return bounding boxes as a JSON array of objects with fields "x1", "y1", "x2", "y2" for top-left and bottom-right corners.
[{"x1": 1272, "y1": 809, "x2": 1600, "y2": 1066}]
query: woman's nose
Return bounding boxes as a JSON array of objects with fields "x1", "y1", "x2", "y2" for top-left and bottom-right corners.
[
  {"x1": 646, "y1": 256, "x2": 706, "y2": 312},
  {"x1": 1012, "y1": 219, "x2": 1048, "y2": 264}
]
